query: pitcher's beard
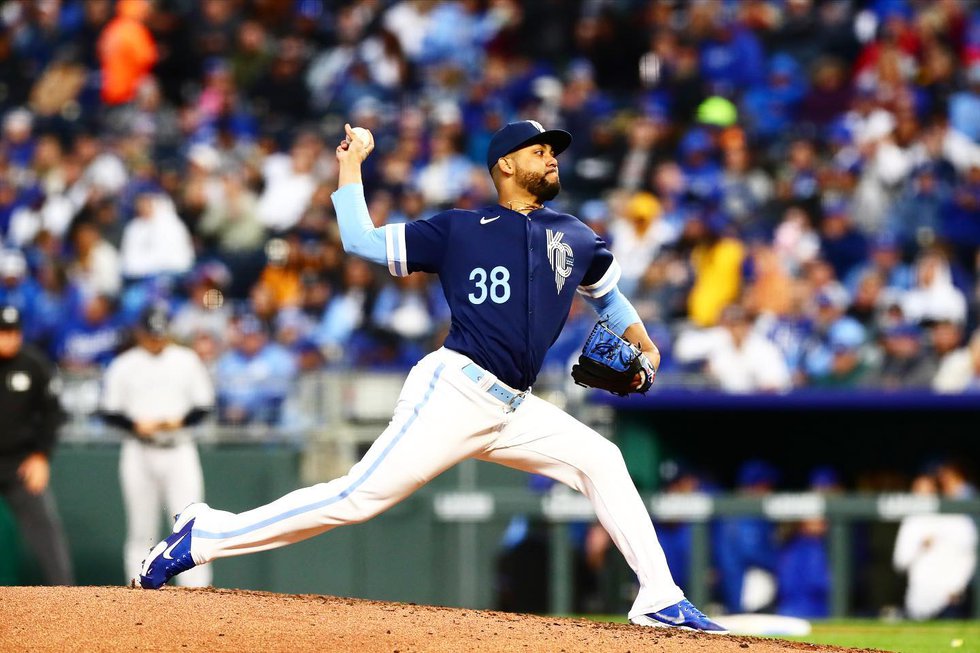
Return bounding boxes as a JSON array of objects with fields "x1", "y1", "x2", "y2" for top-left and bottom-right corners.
[{"x1": 517, "y1": 169, "x2": 561, "y2": 202}]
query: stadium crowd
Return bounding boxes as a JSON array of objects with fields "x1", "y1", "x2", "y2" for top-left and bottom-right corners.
[{"x1": 0, "y1": 0, "x2": 979, "y2": 425}]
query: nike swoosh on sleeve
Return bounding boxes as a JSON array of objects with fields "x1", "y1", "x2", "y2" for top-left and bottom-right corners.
[{"x1": 480, "y1": 216, "x2": 500, "y2": 224}]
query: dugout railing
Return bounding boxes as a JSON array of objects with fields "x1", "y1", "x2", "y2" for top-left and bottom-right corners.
[{"x1": 425, "y1": 484, "x2": 980, "y2": 618}]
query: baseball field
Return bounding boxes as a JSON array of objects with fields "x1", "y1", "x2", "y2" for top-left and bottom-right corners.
[{"x1": 3, "y1": 585, "x2": 971, "y2": 653}]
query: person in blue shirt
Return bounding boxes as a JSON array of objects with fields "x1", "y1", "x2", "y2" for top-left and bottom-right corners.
[
  {"x1": 776, "y1": 466, "x2": 841, "y2": 619},
  {"x1": 714, "y1": 459, "x2": 780, "y2": 614},
  {"x1": 214, "y1": 313, "x2": 298, "y2": 426},
  {"x1": 132, "y1": 120, "x2": 727, "y2": 634}
]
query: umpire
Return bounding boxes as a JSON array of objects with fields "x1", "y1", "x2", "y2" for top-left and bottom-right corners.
[{"x1": 0, "y1": 304, "x2": 75, "y2": 585}]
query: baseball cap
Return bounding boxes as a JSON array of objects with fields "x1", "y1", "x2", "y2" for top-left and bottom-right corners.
[
  {"x1": 139, "y1": 304, "x2": 170, "y2": 337},
  {"x1": 882, "y1": 321, "x2": 921, "y2": 340},
  {"x1": 737, "y1": 459, "x2": 779, "y2": 488},
  {"x1": 486, "y1": 120, "x2": 572, "y2": 171},
  {"x1": 696, "y1": 96, "x2": 738, "y2": 127},
  {"x1": 828, "y1": 319, "x2": 866, "y2": 352},
  {"x1": 0, "y1": 305, "x2": 22, "y2": 331},
  {"x1": 809, "y1": 466, "x2": 842, "y2": 490},
  {"x1": 238, "y1": 314, "x2": 267, "y2": 337},
  {"x1": 0, "y1": 249, "x2": 26, "y2": 279}
]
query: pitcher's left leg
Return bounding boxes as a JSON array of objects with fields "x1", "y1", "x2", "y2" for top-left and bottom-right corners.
[{"x1": 477, "y1": 393, "x2": 683, "y2": 617}]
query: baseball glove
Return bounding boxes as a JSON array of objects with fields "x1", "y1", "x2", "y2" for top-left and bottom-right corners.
[{"x1": 571, "y1": 321, "x2": 656, "y2": 397}]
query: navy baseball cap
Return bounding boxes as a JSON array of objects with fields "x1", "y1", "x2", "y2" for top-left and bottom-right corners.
[
  {"x1": 139, "y1": 304, "x2": 170, "y2": 337},
  {"x1": 486, "y1": 120, "x2": 572, "y2": 171}
]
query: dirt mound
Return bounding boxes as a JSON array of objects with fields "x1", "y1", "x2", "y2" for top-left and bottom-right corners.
[{"x1": 0, "y1": 586, "x2": 881, "y2": 652}]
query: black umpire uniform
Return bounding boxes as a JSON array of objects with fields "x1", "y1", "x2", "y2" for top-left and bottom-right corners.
[{"x1": 0, "y1": 305, "x2": 74, "y2": 585}]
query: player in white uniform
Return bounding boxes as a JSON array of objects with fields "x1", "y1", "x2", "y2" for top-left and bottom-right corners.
[
  {"x1": 132, "y1": 122, "x2": 726, "y2": 633},
  {"x1": 101, "y1": 304, "x2": 215, "y2": 587}
]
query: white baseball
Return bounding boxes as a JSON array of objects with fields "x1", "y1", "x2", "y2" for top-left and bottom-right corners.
[{"x1": 348, "y1": 126, "x2": 374, "y2": 149}]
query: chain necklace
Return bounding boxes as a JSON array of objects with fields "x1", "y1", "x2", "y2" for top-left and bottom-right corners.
[{"x1": 506, "y1": 200, "x2": 542, "y2": 215}]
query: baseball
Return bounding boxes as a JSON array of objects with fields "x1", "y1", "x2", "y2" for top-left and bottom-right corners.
[{"x1": 348, "y1": 126, "x2": 374, "y2": 149}]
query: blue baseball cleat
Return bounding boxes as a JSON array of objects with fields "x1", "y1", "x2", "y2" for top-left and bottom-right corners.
[
  {"x1": 630, "y1": 599, "x2": 729, "y2": 634},
  {"x1": 132, "y1": 503, "x2": 207, "y2": 589}
]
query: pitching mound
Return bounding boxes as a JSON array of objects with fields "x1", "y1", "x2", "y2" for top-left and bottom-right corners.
[{"x1": 0, "y1": 586, "x2": 881, "y2": 652}]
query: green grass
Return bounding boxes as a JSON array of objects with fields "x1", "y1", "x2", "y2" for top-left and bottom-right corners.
[
  {"x1": 579, "y1": 616, "x2": 980, "y2": 653},
  {"x1": 782, "y1": 620, "x2": 980, "y2": 653}
]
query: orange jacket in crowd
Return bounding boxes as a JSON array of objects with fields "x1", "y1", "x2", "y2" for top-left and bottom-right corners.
[{"x1": 97, "y1": 0, "x2": 158, "y2": 105}]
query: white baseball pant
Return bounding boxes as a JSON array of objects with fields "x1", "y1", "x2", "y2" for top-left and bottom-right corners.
[
  {"x1": 188, "y1": 347, "x2": 683, "y2": 617},
  {"x1": 120, "y1": 438, "x2": 212, "y2": 587}
]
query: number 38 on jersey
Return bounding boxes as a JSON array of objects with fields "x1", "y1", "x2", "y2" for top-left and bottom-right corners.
[{"x1": 467, "y1": 266, "x2": 511, "y2": 305}]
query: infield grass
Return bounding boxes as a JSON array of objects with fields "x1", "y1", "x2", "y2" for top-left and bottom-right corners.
[
  {"x1": 581, "y1": 616, "x2": 980, "y2": 653},
  {"x1": 781, "y1": 620, "x2": 980, "y2": 653}
]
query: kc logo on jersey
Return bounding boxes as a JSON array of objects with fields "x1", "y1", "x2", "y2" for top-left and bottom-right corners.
[{"x1": 546, "y1": 229, "x2": 574, "y2": 293}]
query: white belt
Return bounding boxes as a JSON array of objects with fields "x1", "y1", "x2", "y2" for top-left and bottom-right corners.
[{"x1": 461, "y1": 363, "x2": 526, "y2": 410}]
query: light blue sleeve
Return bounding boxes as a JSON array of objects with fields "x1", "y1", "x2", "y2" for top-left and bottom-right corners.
[
  {"x1": 330, "y1": 183, "x2": 388, "y2": 266},
  {"x1": 582, "y1": 286, "x2": 642, "y2": 335}
]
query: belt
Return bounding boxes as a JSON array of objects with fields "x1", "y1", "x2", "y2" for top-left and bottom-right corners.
[{"x1": 461, "y1": 363, "x2": 526, "y2": 410}]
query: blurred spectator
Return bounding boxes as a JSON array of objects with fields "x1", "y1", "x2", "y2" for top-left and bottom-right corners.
[
  {"x1": 255, "y1": 131, "x2": 321, "y2": 233},
  {"x1": 900, "y1": 250, "x2": 968, "y2": 327},
  {"x1": 818, "y1": 198, "x2": 868, "y2": 284},
  {"x1": 0, "y1": 249, "x2": 39, "y2": 320},
  {"x1": 683, "y1": 210, "x2": 745, "y2": 328},
  {"x1": 608, "y1": 191, "x2": 678, "y2": 298},
  {"x1": 843, "y1": 232, "x2": 914, "y2": 296},
  {"x1": 775, "y1": 138, "x2": 821, "y2": 215},
  {"x1": 754, "y1": 279, "x2": 814, "y2": 387},
  {"x1": 254, "y1": 237, "x2": 303, "y2": 312},
  {"x1": 740, "y1": 52, "x2": 807, "y2": 146},
  {"x1": 3, "y1": 107, "x2": 36, "y2": 170},
  {"x1": 313, "y1": 256, "x2": 380, "y2": 363},
  {"x1": 673, "y1": 303, "x2": 792, "y2": 394},
  {"x1": 67, "y1": 219, "x2": 121, "y2": 299},
  {"x1": 715, "y1": 459, "x2": 779, "y2": 614},
  {"x1": 949, "y1": 61, "x2": 980, "y2": 142},
  {"x1": 170, "y1": 261, "x2": 232, "y2": 345},
  {"x1": 249, "y1": 35, "x2": 310, "y2": 134},
  {"x1": 775, "y1": 466, "x2": 842, "y2": 619},
  {"x1": 197, "y1": 168, "x2": 266, "y2": 260},
  {"x1": 119, "y1": 191, "x2": 195, "y2": 281},
  {"x1": 214, "y1": 314, "x2": 297, "y2": 427},
  {"x1": 936, "y1": 458, "x2": 978, "y2": 500},
  {"x1": 229, "y1": 20, "x2": 274, "y2": 96},
  {"x1": 719, "y1": 136, "x2": 773, "y2": 234},
  {"x1": 805, "y1": 313, "x2": 874, "y2": 389},
  {"x1": 893, "y1": 471, "x2": 977, "y2": 620},
  {"x1": 933, "y1": 326, "x2": 980, "y2": 393},
  {"x1": 845, "y1": 269, "x2": 890, "y2": 337},
  {"x1": 772, "y1": 204, "x2": 821, "y2": 277},
  {"x1": 888, "y1": 161, "x2": 951, "y2": 255},
  {"x1": 414, "y1": 130, "x2": 476, "y2": 209},
  {"x1": 798, "y1": 56, "x2": 852, "y2": 130},
  {"x1": 55, "y1": 293, "x2": 122, "y2": 372},
  {"x1": 97, "y1": 0, "x2": 157, "y2": 106},
  {"x1": 863, "y1": 321, "x2": 937, "y2": 390},
  {"x1": 28, "y1": 261, "x2": 80, "y2": 359},
  {"x1": 651, "y1": 459, "x2": 707, "y2": 594},
  {"x1": 371, "y1": 272, "x2": 448, "y2": 357}
]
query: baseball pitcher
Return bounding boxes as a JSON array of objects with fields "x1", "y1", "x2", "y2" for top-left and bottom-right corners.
[{"x1": 132, "y1": 121, "x2": 727, "y2": 633}]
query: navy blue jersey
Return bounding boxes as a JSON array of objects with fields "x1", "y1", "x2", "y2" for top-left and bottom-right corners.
[{"x1": 384, "y1": 205, "x2": 621, "y2": 390}]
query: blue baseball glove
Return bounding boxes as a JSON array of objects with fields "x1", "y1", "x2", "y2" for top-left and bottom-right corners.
[{"x1": 571, "y1": 321, "x2": 656, "y2": 397}]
